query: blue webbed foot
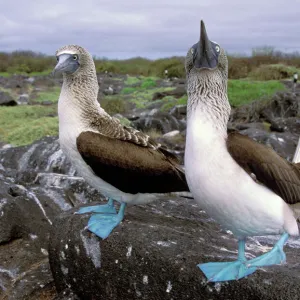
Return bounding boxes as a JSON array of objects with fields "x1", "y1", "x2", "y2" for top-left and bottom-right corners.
[
  {"x1": 77, "y1": 198, "x2": 116, "y2": 214},
  {"x1": 246, "y1": 233, "x2": 289, "y2": 268},
  {"x1": 199, "y1": 260, "x2": 257, "y2": 282},
  {"x1": 199, "y1": 234, "x2": 290, "y2": 282},
  {"x1": 85, "y1": 202, "x2": 126, "y2": 239},
  {"x1": 199, "y1": 239, "x2": 257, "y2": 282}
]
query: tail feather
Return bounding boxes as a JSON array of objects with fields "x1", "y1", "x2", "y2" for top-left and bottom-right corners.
[{"x1": 293, "y1": 137, "x2": 300, "y2": 163}]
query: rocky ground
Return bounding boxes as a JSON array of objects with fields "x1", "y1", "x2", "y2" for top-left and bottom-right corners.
[{"x1": 0, "y1": 74, "x2": 300, "y2": 299}]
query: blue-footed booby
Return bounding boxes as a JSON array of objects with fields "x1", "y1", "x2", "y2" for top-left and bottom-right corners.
[
  {"x1": 184, "y1": 21, "x2": 300, "y2": 282},
  {"x1": 54, "y1": 45, "x2": 189, "y2": 239}
]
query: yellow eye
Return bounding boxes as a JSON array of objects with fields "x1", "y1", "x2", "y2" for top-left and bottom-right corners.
[
  {"x1": 215, "y1": 46, "x2": 220, "y2": 52},
  {"x1": 73, "y1": 55, "x2": 78, "y2": 60}
]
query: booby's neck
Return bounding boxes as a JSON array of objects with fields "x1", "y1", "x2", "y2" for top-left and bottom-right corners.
[
  {"x1": 187, "y1": 71, "x2": 230, "y2": 136},
  {"x1": 58, "y1": 65, "x2": 103, "y2": 126}
]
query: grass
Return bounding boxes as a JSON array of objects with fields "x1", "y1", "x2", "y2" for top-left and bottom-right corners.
[
  {"x1": 124, "y1": 76, "x2": 142, "y2": 86},
  {"x1": 101, "y1": 97, "x2": 128, "y2": 115},
  {"x1": 127, "y1": 87, "x2": 174, "y2": 108},
  {"x1": 144, "y1": 128, "x2": 162, "y2": 140},
  {"x1": 227, "y1": 80, "x2": 285, "y2": 107},
  {"x1": 140, "y1": 77, "x2": 157, "y2": 88},
  {"x1": 0, "y1": 75, "x2": 286, "y2": 146},
  {"x1": 160, "y1": 80, "x2": 285, "y2": 111},
  {"x1": 103, "y1": 78, "x2": 286, "y2": 116},
  {"x1": 0, "y1": 72, "x2": 10, "y2": 78},
  {"x1": 33, "y1": 87, "x2": 60, "y2": 103},
  {"x1": 120, "y1": 87, "x2": 136, "y2": 95},
  {"x1": 0, "y1": 105, "x2": 58, "y2": 146},
  {"x1": 0, "y1": 70, "x2": 52, "y2": 78},
  {"x1": 124, "y1": 76, "x2": 158, "y2": 87}
]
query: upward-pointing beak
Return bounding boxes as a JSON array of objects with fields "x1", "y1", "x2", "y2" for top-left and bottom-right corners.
[{"x1": 194, "y1": 20, "x2": 218, "y2": 69}]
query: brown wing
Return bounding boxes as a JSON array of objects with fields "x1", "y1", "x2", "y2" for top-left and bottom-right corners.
[
  {"x1": 227, "y1": 132, "x2": 300, "y2": 205},
  {"x1": 77, "y1": 131, "x2": 189, "y2": 194},
  {"x1": 90, "y1": 112, "x2": 162, "y2": 149}
]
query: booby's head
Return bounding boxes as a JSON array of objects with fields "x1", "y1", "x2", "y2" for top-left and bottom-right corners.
[
  {"x1": 53, "y1": 45, "x2": 95, "y2": 77},
  {"x1": 185, "y1": 21, "x2": 230, "y2": 127},
  {"x1": 185, "y1": 20, "x2": 228, "y2": 81}
]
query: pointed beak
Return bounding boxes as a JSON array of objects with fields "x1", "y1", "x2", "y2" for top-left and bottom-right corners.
[
  {"x1": 194, "y1": 20, "x2": 218, "y2": 69},
  {"x1": 52, "y1": 54, "x2": 79, "y2": 77}
]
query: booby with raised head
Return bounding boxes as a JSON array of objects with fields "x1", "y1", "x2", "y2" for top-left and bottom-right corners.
[
  {"x1": 54, "y1": 45, "x2": 189, "y2": 239},
  {"x1": 184, "y1": 21, "x2": 300, "y2": 282}
]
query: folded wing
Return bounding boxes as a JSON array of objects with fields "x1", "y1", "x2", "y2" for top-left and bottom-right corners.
[{"x1": 227, "y1": 132, "x2": 300, "y2": 205}]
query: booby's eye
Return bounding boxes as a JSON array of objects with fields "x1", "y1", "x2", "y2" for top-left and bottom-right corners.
[
  {"x1": 73, "y1": 55, "x2": 78, "y2": 60},
  {"x1": 56, "y1": 56, "x2": 59, "y2": 62},
  {"x1": 215, "y1": 46, "x2": 220, "y2": 52}
]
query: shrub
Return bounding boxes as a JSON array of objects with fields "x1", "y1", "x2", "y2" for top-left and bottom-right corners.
[
  {"x1": 140, "y1": 78, "x2": 156, "y2": 88},
  {"x1": 1, "y1": 47, "x2": 300, "y2": 79},
  {"x1": 249, "y1": 64, "x2": 299, "y2": 81},
  {"x1": 149, "y1": 57, "x2": 185, "y2": 78},
  {"x1": 100, "y1": 97, "x2": 127, "y2": 115}
]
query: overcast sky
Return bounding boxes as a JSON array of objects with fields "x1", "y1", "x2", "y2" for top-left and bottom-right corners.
[{"x1": 1, "y1": 0, "x2": 300, "y2": 59}]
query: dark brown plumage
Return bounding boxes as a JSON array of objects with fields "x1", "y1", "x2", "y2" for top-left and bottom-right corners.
[
  {"x1": 77, "y1": 131, "x2": 189, "y2": 194},
  {"x1": 227, "y1": 132, "x2": 300, "y2": 205}
]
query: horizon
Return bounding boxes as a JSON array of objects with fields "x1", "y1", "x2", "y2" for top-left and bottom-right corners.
[{"x1": 2, "y1": 46, "x2": 300, "y2": 61}]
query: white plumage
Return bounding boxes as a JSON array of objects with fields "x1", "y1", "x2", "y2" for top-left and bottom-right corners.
[{"x1": 185, "y1": 108, "x2": 299, "y2": 239}]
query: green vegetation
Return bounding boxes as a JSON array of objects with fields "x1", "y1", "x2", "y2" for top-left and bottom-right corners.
[
  {"x1": 124, "y1": 76, "x2": 158, "y2": 87},
  {"x1": 0, "y1": 45, "x2": 294, "y2": 146},
  {"x1": 140, "y1": 77, "x2": 157, "y2": 88},
  {"x1": 124, "y1": 76, "x2": 142, "y2": 85},
  {"x1": 33, "y1": 87, "x2": 60, "y2": 103},
  {"x1": 0, "y1": 77, "x2": 286, "y2": 146},
  {"x1": 0, "y1": 105, "x2": 58, "y2": 146},
  {"x1": 159, "y1": 80, "x2": 286, "y2": 110},
  {"x1": 1, "y1": 46, "x2": 299, "y2": 79},
  {"x1": 101, "y1": 97, "x2": 128, "y2": 115},
  {"x1": 249, "y1": 64, "x2": 300, "y2": 81},
  {"x1": 227, "y1": 80, "x2": 285, "y2": 107}
]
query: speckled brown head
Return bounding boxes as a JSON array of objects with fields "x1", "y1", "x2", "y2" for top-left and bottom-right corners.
[
  {"x1": 54, "y1": 45, "x2": 99, "y2": 114},
  {"x1": 53, "y1": 44, "x2": 96, "y2": 78}
]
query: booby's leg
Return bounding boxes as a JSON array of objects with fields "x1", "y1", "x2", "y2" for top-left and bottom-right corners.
[
  {"x1": 85, "y1": 202, "x2": 127, "y2": 239},
  {"x1": 246, "y1": 233, "x2": 289, "y2": 268},
  {"x1": 77, "y1": 198, "x2": 117, "y2": 214},
  {"x1": 198, "y1": 240, "x2": 257, "y2": 282}
]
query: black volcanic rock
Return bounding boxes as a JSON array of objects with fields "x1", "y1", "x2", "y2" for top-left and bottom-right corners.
[{"x1": 48, "y1": 198, "x2": 300, "y2": 300}]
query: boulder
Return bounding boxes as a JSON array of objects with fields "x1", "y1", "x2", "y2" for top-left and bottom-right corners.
[
  {"x1": 163, "y1": 130, "x2": 180, "y2": 138},
  {"x1": 170, "y1": 105, "x2": 187, "y2": 119},
  {"x1": 152, "y1": 86, "x2": 186, "y2": 101},
  {"x1": 49, "y1": 197, "x2": 300, "y2": 300},
  {"x1": 270, "y1": 117, "x2": 300, "y2": 134},
  {"x1": 98, "y1": 77, "x2": 124, "y2": 96},
  {"x1": 4, "y1": 75, "x2": 29, "y2": 93},
  {"x1": 132, "y1": 111, "x2": 185, "y2": 134},
  {"x1": 0, "y1": 137, "x2": 108, "y2": 299},
  {"x1": 230, "y1": 91, "x2": 300, "y2": 124},
  {"x1": 0, "y1": 176, "x2": 56, "y2": 299},
  {"x1": 0, "y1": 91, "x2": 17, "y2": 106},
  {"x1": 17, "y1": 93, "x2": 29, "y2": 105},
  {"x1": 239, "y1": 128, "x2": 298, "y2": 161},
  {"x1": 0, "y1": 136, "x2": 74, "y2": 176}
]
